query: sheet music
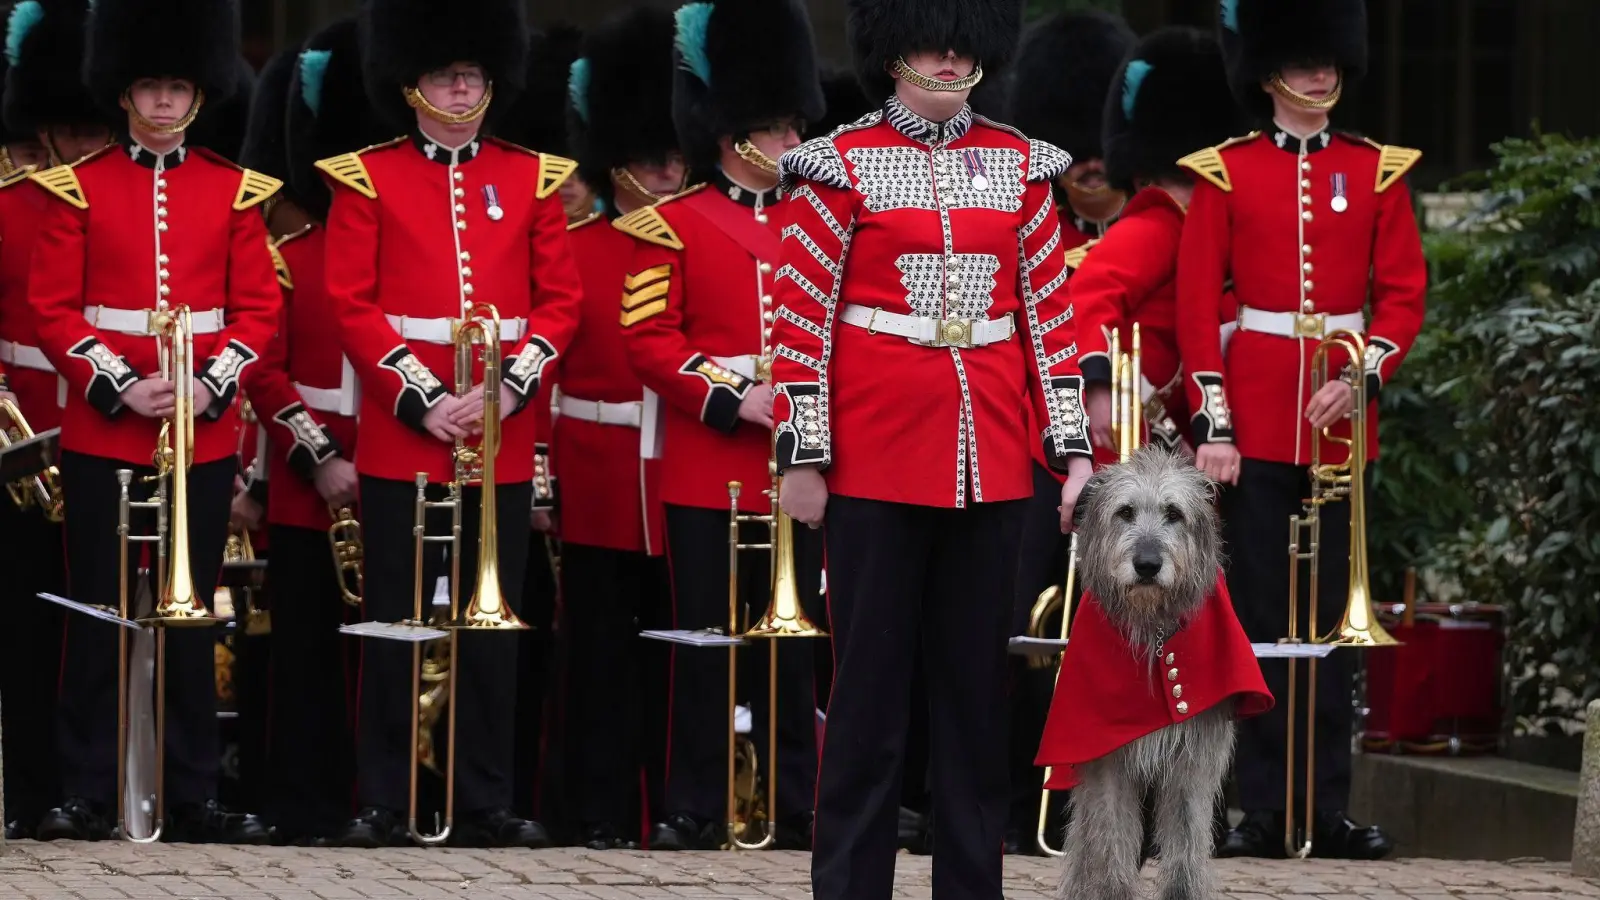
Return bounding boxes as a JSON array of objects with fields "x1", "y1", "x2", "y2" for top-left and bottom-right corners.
[
  {"x1": 1008, "y1": 636, "x2": 1069, "y2": 656},
  {"x1": 1251, "y1": 643, "x2": 1339, "y2": 659},
  {"x1": 339, "y1": 621, "x2": 449, "y2": 642},
  {"x1": 37, "y1": 593, "x2": 140, "y2": 630},
  {"x1": 640, "y1": 629, "x2": 746, "y2": 647}
]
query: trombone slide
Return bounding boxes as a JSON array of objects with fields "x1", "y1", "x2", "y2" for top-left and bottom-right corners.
[{"x1": 1034, "y1": 531, "x2": 1078, "y2": 858}]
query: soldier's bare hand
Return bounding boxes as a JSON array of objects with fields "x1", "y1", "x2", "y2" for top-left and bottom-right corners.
[
  {"x1": 423, "y1": 396, "x2": 469, "y2": 442},
  {"x1": 1085, "y1": 383, "x2": 1113, "y2": 450},
  {"x1": 230, "y1": 489, "x2": 263, "y2": 533},
  {"x1": 1195, "y1": 442, "x2": 1241, "y2": 485},
  {"x1": 124, "y1": 378, "x2": 176, "y2": 418},
  {"x1": 738, "y1": 383, "x2": 774, "y2": 429},
  {"x1": 191, "y1": 378, "x2": 214, "y2": 415},
  {"x1": 531, "y1": 509, "x2": 553, "y2": 532},
  {"x1": 779, "y1": 465, "x2": 828, "y2": 528},
  {"x1": 313, "y1": 457, "x2": 359, "y2": 508},
  {"x1": 1058, "y1": 455, "x2": 1094, "y2": 533},
  {"x1": 1305, "y1": 380, "x2": 1354, "y2": 432}
]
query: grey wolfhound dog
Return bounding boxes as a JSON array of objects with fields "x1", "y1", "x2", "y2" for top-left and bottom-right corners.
[{"x1": 1059, "y1": 448, "x2": 1233, "y2": 900}]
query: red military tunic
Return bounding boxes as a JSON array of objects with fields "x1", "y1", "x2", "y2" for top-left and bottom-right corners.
[
  {"x1": 553, "y1": 211, "x2": 654, "y2": 552},
  {"x1": 0, "y1": 166, "x2": 63, "y2": 430},
  {"x1": 616, "y1": 172, "x2": 784, "y2": 514},
  {"x1": 1035, "y1": 571, "x2": 1273, "y2": 790},
  {"x1": 770, "y1": 98, "x2": 1093, "y2": 505},
  {"x1": 1176, "y1": 128, "x2": 1427, "y2": 464},
  {"x1": 320, "y1": 134, "x2": 584, "y2": 484},
  {"x1": 28, "y1": 141, "x2": 282, "y2": 466},
  {"x1": 238, "y1": 224, "x2": 361, "y2": 531},
  {"x1": 1070, "y1": 187, "x2": 1196, "y2": 462}
]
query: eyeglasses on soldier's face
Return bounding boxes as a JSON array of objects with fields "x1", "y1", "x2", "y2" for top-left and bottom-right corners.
[{"x1": 425, "y1": 66, "x2": 487, "y2": 88}]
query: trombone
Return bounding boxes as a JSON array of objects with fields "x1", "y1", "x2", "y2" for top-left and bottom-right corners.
[
  {"x1": 1, "y1": 397, "x2": 64, "y2": 522},
  {"x1": 723, "y1": 433, "x2": 827, "y2": 850},
  {"x1": 1281, "y1": 329, "x2": 1399, "y2": 858}
]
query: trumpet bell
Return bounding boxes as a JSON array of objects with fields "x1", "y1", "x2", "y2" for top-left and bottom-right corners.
[{"x1": 1323, "y1": 583, "x2": 1401, "y2": 647}]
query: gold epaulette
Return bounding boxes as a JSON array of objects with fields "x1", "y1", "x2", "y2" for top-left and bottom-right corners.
[
  {"x1": 30, "y1": 164, "x2": 87, "y2": 209},
  {"x1": 313, "y1": 138, "x2": 401, "y2": 201},
  {"x1": 266, "y1": 237, "x2": 292, "y2": 290},
  {"x1": 567, "y1": 210, "x2": 603, "y2": 232},
  {"x1": 234, "y1": 169, "x2": 283, "y2": 211},
  {"x1": 1360, "y1": 139, "x2": 1423, "y2": 193},
  {"x1": 0, "y1": 164, "x2": 35, "y2": 190},
  {"x1": 536, "y1": 153, "x2": 578, "y2": 200},
  {"x1": 614, "y1": 205, "x2": 682, "y2": 250},
  {"x1": 1176, "y1": 132, "x2": 1260, "y2": 194},
  {"x1": 1063, "y1": 239, "x2": 1099, "y2": 271}
]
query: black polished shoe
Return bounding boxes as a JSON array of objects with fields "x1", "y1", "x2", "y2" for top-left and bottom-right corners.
[
  {"x1": 1216, "y1": 810, "x2": 1285, "y2": 859},
  {"x1": 451, "y1": 808, "x2": 551, "y2": 849},
  {"x1": 1311, "y1": 810, "x2": 1394, "y2": 860},
  {"x1": 647, "y1": 812, "x2": 716, "y2": 851},
  {"x1": 36, "y1": 798, "x2": 111, "y2": 842},
  {"x1": 165, "y1": 801, "x2": 271, "y2": 845},
  {"x1": 334, "y1": 806, "x2": 404, "y2": 849},
  {"x1": 6, "y1": 819, "x2": 33, "y2": 840},
  {"x1": 773, "y1": 812, "x2": 813, "y2": 851},
  {"x1": 580, "y1": 822, "x2": 639, "y2": 850}
]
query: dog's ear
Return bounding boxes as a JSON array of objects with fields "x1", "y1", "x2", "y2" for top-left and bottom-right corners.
[{"x1": 1072, "y1": 467, "x2": 1114, "y2": 529}]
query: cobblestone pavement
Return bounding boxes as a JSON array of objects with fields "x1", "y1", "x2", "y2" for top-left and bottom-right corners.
[{"x1": 0, "y1": 841, "x2": 1597, "y2": 899}]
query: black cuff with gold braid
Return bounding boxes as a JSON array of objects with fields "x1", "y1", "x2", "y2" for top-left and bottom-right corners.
[
  {"x1": 1190, "y1": 372, "x2": 1234, "y2": 444},
  {"x1": 1042, "y1": 374, "x2": 1092, "y2": 470},
  {"x1": 272, "y1": 401, "x2": 343, "y2": 481},
  {"x1": 1078, "y1": 352, "x2": 1112, "y2": 386},
  {"x1": 379, "y1": 346, "x2": 448, "y2": 435},
  {"x1": 532, "y1": 444, "x2": 557, "y2": 511},
  {"x1": 774, "y1": 382, "x2": 829, "y2": 472},
  {"x1": 197, "y1": 340, "x2": 259, "y2": 420},
  {"x1": 682, "y1": 354, "x2": 753, "y2": 434},
  {"x1": 66, "y1": 336, "x2": 139, "y2": 418},
  {"x1": 503, "y1": 336, "x2": 558, "y2": 414}
]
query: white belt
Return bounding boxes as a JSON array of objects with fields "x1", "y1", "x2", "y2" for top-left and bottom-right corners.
[
  {"x1": 839, "y1": 304, "x2": 1015, "y2": 348},
  {"x1": 296, "y1": 383, "x2": 343, "y2": 414},
  {"x1": 1236, "y1": 307, "x2": 1365, "y2": 341},
  {"x1": 559, "y1": 395, "x2": 643, "y2": 428},
  {"x1": 0, "y1": 340, "x2": 53, "y2": 373},
  {"x1": 84, "y1": 306, "x2": 224, "y2": 336},
  {"x1": 385, "y1": 314, "x2": 527, "y2": 345}
]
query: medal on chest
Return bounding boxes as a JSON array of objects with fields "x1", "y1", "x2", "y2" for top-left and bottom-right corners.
[
  {"x1": 1329, "y1": 173, "x2": 1348, "y2": 214},
  {"x1": 962, "y1": 149, "x2": 989, "y2": 192},
  {"x1": 483, "y1": 184, "x2": 504, "y2": 221}
]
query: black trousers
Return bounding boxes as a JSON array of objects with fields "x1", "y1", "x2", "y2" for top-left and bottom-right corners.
[
  {"x1": 355, "y1": 475, "x2": 532, "y2": 815},
  {"x1": 813, "y1": 496, "x2": 1024, "y2": 900},
  {"x1": 56, "y1": 450, "x2": 234, "y2": 808},
  {"x1": 1222, "y1": 458, "x2": 1364, "y2": 813},
  {"x1": 561, "y1": 542, "x2": 672, "y2": 831},
  {"x1": 513, "y1": 532, "x2": 560, "y2": 827},
  {"x1": 264, "y1": 523, "x2": 357, "y2": 833},
  {"x1": 661, "y1": 503, "x2": 821, "y2": 826},
  {"x1": 0, "y1": 497, "x2": 66, "y2": 826}
]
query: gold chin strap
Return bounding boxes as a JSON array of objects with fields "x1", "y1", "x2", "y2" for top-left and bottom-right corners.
[
  {"x1": 891, "y1": 58, "x2": 984, "y2": 93},
  {"x1": 404, "y1": 84, "x2": 494, "y2": 125},
  {"x1": 733, "y1": 140, "x2": 779, "y2": 176},
  {"x1": 612, "y1": 166, "x2": 679, "y2": 204},
  {"x1": 1270, "y1": 73, "x2": 1342, "y2": 111},
  {"x1": 1062, "y1": 176, "x2": 1126, "y2": 225},
  {"x1": 122, "y1": 89, "x2": 205, "y2": 136}
]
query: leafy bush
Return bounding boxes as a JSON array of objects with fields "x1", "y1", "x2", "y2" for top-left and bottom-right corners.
[{"x1": 1370, "y1": 133, "x2": 1600, "y2": 727}]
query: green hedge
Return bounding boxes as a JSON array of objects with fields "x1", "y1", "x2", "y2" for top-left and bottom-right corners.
[{"x1": 1370, "y1": 133, "x2": 1600, "y2": 727}]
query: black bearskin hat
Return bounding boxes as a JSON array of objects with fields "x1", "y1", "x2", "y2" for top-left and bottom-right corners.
[
  {"x1": 1103, "y1": 27, "x2": 1250, "y2": 195},
  {"x1": 4, "y1": 0, "x2": 104, "y2": 135},
  {"x1": 84, "y1": 0, "x2": 243, "y2": 118},
  {"x1": 359, "y1": 0, "x2": 529, "y2": 133},
  {"x1": 497, "y1": 24, "x2": 584, "y2": 154},
  {"x1": 1219, "y1": 0, "x2": 1368, "y2": 121},
  {"x1": 569, "y1": 8, "x2": 678, "y2": 206},
  {"x1": 288, "y1": 17, "x2": 393, "y2": 221},
  {"x1": 671, "y1": 0, "x2": 824, "y2": 174},
  {"x1": 1005, "y1": 11, "x2": 1135, "y2": 165},
  {"x1": 187, "y1": 56, "x2": 255, "y2": 161},
  {"x1": 846, "y1": 0, "x2": 1024, "y2": 105},
  {"x1": 237, "y1": 48, "x2": 296, "y2": 189},
  {"x1": 0, "y1": 55, "x2": 24, "y2": 144},
  {"x1": 808, "y1": 66, "x2": 875, "y2": 138}
]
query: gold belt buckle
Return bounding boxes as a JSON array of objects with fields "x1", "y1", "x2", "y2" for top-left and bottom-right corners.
[
  {"x1": 940, "y1": 318, "x2": 973, "y2": 348},
  {"x1": 1294, "y1": 312, "x2": 1326, "y2": 339}
]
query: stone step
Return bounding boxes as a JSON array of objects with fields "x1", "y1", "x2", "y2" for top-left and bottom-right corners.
[{"x1": 1350, "y1": 752, "x2": 1579, "y2": 861}]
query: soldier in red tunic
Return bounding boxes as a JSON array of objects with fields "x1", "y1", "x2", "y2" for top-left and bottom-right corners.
[
  {"x1": 0, "y1": 0, "x2": 115, "y2": 840},
  {"x1": 771, "y1": 0, "x2": 1094, "y2": 894},
  {"x1": 554, "y1": 6, "x2": 683, "y2": 851},
  {"x1": 321, "y1": 0, "x2": 583, "y2": 848},
  {"x1": 1177, "y1": 0, "x2": 1426, "y2": 859},
  {"x1": 27, "y1": 0, "x2": 278, "y2": 843},
  {"x1": 615, "y1": 0, "x2": 826, "y2": 852}
]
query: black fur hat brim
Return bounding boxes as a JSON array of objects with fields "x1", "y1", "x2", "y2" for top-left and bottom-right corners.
[
  {"x1": 359, "y1": 0, "x2": 529, "y2": 133},
  {"x1": 238, "y1": 48, "x2": 296, "y2": 186},
  {"x1": 846, "y1": 0, "x2": 1024, "y2": 105},
  {"x1": 1004, "y1": 11, "x2": 1135, "y2": 163},
  {"x1": 570, "y1": 8, "x2": 677, "y2": 207},
  {"x1": 1103, "y1": 27, "x2": 1250, "y2": 194},
  {"x1": 84, "y1": 0, "x2": 242, "y2": 118},
  {"x1": 3, "y1": 0, "x2": 106, "y2": 135},
  {"x1": 672, "y1": 0, "x2": 825, "y2": 174},
  {"x1": 1221, "y1": 0, "x2": 1368, "y2": 121},
  {"x1": 497, "y1": 24, "x2": 585, "y2": 154},
  {"x1": 289, "y1": 17, "x2": 393, "y2": 221},
  {"x1": 186, "y1": 56, "x2": 254, "y2": 162}
]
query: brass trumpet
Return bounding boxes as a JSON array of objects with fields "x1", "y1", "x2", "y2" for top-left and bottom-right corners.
[
  {"x1": 328, "y1": 503, "x2": 365, "y2": 606},
  {"x1": 1281, "y1": 329, "x2": 1399, "y2": 858},
  {"x1": 724, "y1": 432, "x2": 827, "y2": 850},
  {"x1": 1, "y1": 397, "x2": 64, "y2": 522}
]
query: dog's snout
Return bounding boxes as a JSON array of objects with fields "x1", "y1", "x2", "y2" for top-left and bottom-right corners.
[{"x1": 1133, "y1": 539, "x2": 1164, "y2": 581}]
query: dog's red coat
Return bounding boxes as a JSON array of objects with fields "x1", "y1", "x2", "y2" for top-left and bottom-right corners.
[{"x1": 1034, "y1": 571, "x2": 1273, "y2": 790}]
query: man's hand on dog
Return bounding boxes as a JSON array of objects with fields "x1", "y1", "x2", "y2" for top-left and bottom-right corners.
[
  {"x1": 1196, "y1": 442, "x2": 1241, "y2": 486},
  {"x1": 780, "y1": 464, "x2": 828, "y2": 528},
  {"x1": 1058, "y1": 456, "x2": 1095, "y2": 533}
]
